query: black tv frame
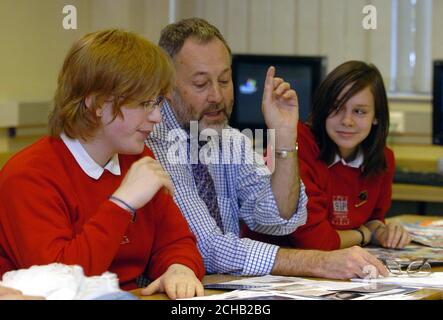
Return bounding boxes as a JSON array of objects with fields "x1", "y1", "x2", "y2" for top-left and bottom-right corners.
[
  {"x1": 433, "y1": 60, "x2": 443, "y2": 146},
  {"x1": 230, "y1": 54, "x2": 327, "y2": 132}
]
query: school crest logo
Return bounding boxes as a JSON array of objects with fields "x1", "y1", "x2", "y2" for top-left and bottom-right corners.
[{"x1": 331, "y1": 195, "x2": 350, "y2": 226}]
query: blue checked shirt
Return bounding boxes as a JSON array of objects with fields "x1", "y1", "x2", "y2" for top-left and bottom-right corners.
[{"x1": 146, "y1": 103, "x2": 308, "y2": 275}]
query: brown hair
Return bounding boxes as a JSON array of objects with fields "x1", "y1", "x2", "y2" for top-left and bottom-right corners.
[
  {"x1": 158, "y1": 17, "x2": 231, "y2": 60},
  {"x1": 49, "y1": 29, "x2": 174, "y2": 140},
  {"x1": 309, "y1": 60, "x2": 390, "y2": 177}
]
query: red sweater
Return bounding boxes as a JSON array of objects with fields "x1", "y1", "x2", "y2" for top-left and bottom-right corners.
[
  {"x1": 0, "y1": 137, "x2": 204, "y2": 290},
  {"x1": 243, "y1": 122, "x2": 395, "y2": 250}
]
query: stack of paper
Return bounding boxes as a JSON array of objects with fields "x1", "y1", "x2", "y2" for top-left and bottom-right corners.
[
  {"x1": 366, "y1": 245, "x2": 443, "y2": 266},
  {"x1": 403, "y1": 220, "x2": 443, "y2": 248},
  {"x1": 195, "y1": 275, "x2": 420, "y2": 300},
  {"x1": 352, "y1": 272, "x2": 443, "y2": 289}
]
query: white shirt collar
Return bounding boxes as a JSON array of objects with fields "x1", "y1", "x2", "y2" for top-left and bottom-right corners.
[
  {"x1": 60, "y1": 132, "x2": 121, "y2": 180},
  {"x1": 328, "y1": 148, "x2": 364, "y2": 169}
]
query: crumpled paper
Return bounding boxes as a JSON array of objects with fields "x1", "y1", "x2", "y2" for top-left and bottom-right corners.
[{"x1": 0, "y1": 263, "x2": 126, "y2": 300}]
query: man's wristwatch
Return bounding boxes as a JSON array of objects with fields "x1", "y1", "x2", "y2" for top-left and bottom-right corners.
[{"x1": 275, "y1": 143, "x2": 298, "y2": 159}]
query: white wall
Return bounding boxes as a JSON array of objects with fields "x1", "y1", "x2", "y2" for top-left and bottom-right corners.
[
  {"x1": 3, "y1": 0, "x2": 443, "y2": 101},
  {"x1": 1, "y1": 0, "x2": 441, "y2": 147},
  {"x1": 174, "y1": 0, "x2": 394, "y2": 84},
  {"x1": 0, "y1": 0, "x2": 91, "y2": 101},
  {"x1": 0, "y1": 0, "x2": 170, "y2": 102}
]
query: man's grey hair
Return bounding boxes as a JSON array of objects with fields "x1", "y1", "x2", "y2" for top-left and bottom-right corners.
[{"x1": 158, "y1": 17, "x2": 232, "y2": 60}]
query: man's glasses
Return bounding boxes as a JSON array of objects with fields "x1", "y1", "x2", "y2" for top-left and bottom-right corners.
[
  {"x1": 139, "y1": 96, "x2": 164, "y2": 114},
  {"x1": 381, "y1": 258, "x2": 432, "y2": 277}
]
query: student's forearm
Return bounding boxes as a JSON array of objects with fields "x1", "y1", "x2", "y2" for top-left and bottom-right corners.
[
  {"x1": 337, "y1": 230, "x2": 364, "y2": 248},
  {"x1": 365, "y1": 219, "x2": 385, "y2": 232},
  {"x1": 337, "y1": 225, "x2": 372, "y2": 248},
  {"x1": 365, "y1": 220, "x2": 386, "y2": 245},
  {"x1": 270, "y1": 130, "x2": 300, "y2": 220}
]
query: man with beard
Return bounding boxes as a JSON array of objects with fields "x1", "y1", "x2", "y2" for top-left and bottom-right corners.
[{"x1": 147, "y1": 18, "x2": 388, "y2": 280}]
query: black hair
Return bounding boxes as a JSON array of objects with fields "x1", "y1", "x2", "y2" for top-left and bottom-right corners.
[{"x1": 309, "y1": 60, "x2": 389, "y2": 177}]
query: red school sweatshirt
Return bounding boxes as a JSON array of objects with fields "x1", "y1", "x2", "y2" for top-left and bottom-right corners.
[
  {"x1": 242, "y1": 122, "x2": 395, "y2": 250},
  {"x1": 0, "y1": 137, "x2": 204, "y2": 290}
]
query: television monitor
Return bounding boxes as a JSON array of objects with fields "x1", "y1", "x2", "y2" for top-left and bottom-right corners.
[
  {"x1": 433, "y1": 60, "x2": 443, "y2": 146},
  {"x1": 230, "y1": 54, "x2": 327, "y2": 132}
]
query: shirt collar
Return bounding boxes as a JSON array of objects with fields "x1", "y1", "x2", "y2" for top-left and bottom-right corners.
[
  {"x1": 328, "y1": 148, "x2": 364, "y2": 169},
  {"x1": 150, "y1": 101, "x2": 189, "y2": 142},
  {"x1": 60, "y1": 132, "x2": 121, "y2": 180}
]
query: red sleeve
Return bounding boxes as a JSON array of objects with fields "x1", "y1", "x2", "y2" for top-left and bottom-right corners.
[
  {"x1": 287, "y1": 123, "x2": 341, "y2": 250},
  {"x1": 0, "y1": 246, "x2": 14, "y2": 276},
  {"x1": 147, "y1": 191, "x2": 205, "y2": 281},
  {"x1": 0, "y1": 169, "x2": 132, "y2": 277},
  {"x1": 369, "y1": 148, "x2": 395, "y2": 223}
]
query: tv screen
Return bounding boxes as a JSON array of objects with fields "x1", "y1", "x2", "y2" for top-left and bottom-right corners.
[
  {"x1": 433, "y1": 60, "x2": 443, "y2": 146},
  {"x1": 230, "y1": 54, "x2": 326, "y2": 132}
]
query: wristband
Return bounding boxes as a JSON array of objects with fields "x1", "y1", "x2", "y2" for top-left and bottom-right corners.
[
  {"x1": 110, "y1": 195, "x2": 137, "y2": 223},
  {"x1": 355, "y1": 228, "x2": 367, "y2": 247}
]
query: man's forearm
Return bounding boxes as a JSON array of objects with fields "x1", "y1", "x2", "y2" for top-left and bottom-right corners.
[
  {"x1": 270, "y1": 129, "x2": 300, "y2": 219},
  {"x1": 271, "y1": 157, "x2": 300, "y2": 219},
  {"x1": 271, "y1": 246, "x2": 385, "y2": 280},
  {"x1": 271, "y1": 247, "x2": 323, "y2": 277}
]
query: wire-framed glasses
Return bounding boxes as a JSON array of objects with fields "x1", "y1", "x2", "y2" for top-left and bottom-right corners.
[
  {"x1": 139, "y1": 96, "x2": 164, "y2": 114},
  {"x1": 380, "y1": 258, "x2": 432, "y2": 277},
  {"x1": 103, "y1": 95, "x2": 165, "y2": 114}
]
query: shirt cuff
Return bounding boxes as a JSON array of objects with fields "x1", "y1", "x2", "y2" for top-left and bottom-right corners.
[
  {"x1": 241, "y1": 239, "x2": 280, "y2": 276},
  {"x1": 254, "y1": 180, "x2": 308, "y2": 236}
]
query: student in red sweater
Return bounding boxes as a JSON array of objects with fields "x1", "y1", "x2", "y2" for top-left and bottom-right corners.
[
  {"x1": 244, "y1": 61, "x2": 411, "y2": 251},
  {"x1": 0, "y1": 29, "x2": 205, "y2": 299}
]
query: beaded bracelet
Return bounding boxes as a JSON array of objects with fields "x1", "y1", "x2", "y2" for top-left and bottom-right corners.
[{"x1": 110, "y1": 195, "x2": 136, "y2": 223}]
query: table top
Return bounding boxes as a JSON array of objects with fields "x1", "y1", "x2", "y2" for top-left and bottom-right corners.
[
  {"x1": 132, "y1": 274, "x2": 443, "y2": 300},
  {"x1": 132, "y1": 215, "x2": 443, "y2": 300}
]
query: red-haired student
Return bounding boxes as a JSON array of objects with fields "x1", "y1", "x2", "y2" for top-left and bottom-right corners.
[{"x1": 0, "y1": 29, "x2": 204, "y2": 300}]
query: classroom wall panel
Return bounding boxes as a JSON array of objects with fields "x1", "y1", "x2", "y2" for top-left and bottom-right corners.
[
  {"x1": 432, "y1": 0, "x2": 443, "y2": 60},
  {"x1": 415, "y1": 0, "x2": 432, "y2": 93},
  {"x1": 270, "y1": 0, "x2": 296, "y2": 54},
  {"x1": 249, "y1": 0, "x2": 274, "y2": 54},
  {"x1": 342, "y1": 0, "x2": 368, "y2": 62},
  {"x1": 143, "y1": 0, "x2": 170, "y2": 43},
  {"x1": 91, "y1": 0, "x2": 133, "y2": 31},
  {"x1": 195, "y1": 0, "x2": 227, "y2": 36},
  {"x1": 367, "y1": 0, "x2": 394, "y2": 91},
  {"x1": 0, "y1": 0, "x2": 437, "y2": 145},
  {"x1": 175, "y1": 0, "x2": 199, "y2": 21},
  {"x1": 294, "y1": 0, "x2": 321, "y2": 55},
  {"x1": 225, "y1": 0, "x2": 249, "y2": 54},
  {"x1": 318, "y1": 0, "x2": 346, "y2": 70},
  {"x1": 0, "y1": 0, "x2": 91, "y2": 101}
]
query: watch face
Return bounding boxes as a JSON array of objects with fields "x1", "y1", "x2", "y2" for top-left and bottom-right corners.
[
  {"x1": 275, "y1": 150, "x2": 287, "y2": 159},
  {"x1": 276, "y1": 149, "x2": 298, "y2": 159}
]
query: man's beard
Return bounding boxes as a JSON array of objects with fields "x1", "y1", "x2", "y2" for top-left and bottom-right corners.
[{"x1": 171, "y1": 90, "x2": 233, "y2": 135}]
